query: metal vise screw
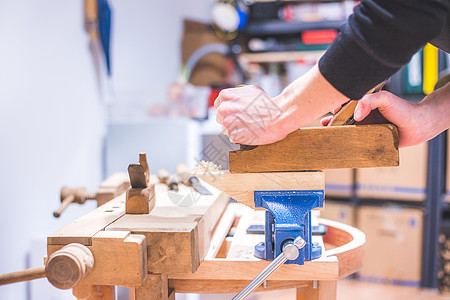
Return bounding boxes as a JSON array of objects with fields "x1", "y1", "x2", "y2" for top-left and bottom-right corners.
[{"x1": 233, "y1": 236, "x2": 306, "y2": 300}]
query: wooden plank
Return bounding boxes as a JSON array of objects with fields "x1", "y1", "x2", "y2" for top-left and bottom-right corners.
[
  {"x1": 226, "y1": 206, "x2": 265, "y2": 260},
  {"x1": 105, "y1": 181, "x2": 229, "y2": 274},
  {"x1": 169, "y1": 279, "x2": 310, "y2": 294},
  {"x1": 229, "y1": 124, "x2": 399, "y2": 173},
  {"x1": 205, "y1": 203, "x2": 240, "y2": 259},
  {"x1": 196, "y1": 171, "x2": 324, "y2": 209},
  {"x1": 168, "y1": 258, "x2": 338, "y2": 282},
  {"x1": 320, "y1": 218, "x2": 366, "y2": 278},
  {"x1": 48, "y1": 194, "x2": 126, "y2": 245}
]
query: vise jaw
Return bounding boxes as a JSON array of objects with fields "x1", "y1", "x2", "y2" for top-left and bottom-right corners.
[{"x1": 253, "y1": 190, "x2": 324, "y2": 265}]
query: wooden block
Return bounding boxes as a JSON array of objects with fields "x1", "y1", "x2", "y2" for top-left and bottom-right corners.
[
  {"x1": 96, "y1": 173, "x2": 130, "y2": 206},
  {"x1": 106, "y1": 181, "x2": 229, "y2": 274},
  {"x1": 131, "y1": 274, "x2": 169, "y2": 300},
  {"x1": 126, "y1": 185, "x2": 156, "y2": 214},
  {"x1": 229, "y1": 125, "x2": 399, "y2": 173},
  {"x1": 196, "y1": 171, "x2": 324, "y2": 209},
  {"x1": 296, "y1": 280, "x2": 337, "y2": 300},
  {"x1": 73, "y1": 285, "x2": 116, "y2": 300},
  {"x1": 48, "y1": 194, "x2": 126, "y2": 246},
  {"x1": 49, "y1": 231, "x2": 147, "y2": 289}
]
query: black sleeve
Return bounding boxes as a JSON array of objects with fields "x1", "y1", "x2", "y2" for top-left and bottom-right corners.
[{"x1": 318, "y1": 0, "x2": 449, "y2": 100}]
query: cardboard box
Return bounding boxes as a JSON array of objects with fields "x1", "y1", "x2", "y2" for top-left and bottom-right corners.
[
  {"x1": 321, "y1": 201, "x2": 355, "y2": 227},
  {"x1": 357, "y1": 205, "x2": 423, "y2": 286},
  {"x1": 356, "y1": 143, "x2": 428, "y2": 201},
  {"x1": 324, "y1": 169, "x2": 354, "y2": 198}
]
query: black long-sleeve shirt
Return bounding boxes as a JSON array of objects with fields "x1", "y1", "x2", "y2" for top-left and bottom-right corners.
[{"x1": 318, "y1": 0, "x2": 450, "y2": 99}]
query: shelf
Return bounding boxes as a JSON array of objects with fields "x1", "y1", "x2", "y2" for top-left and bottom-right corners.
[
  {"x1": 239, "y1": 50, "x2": 325, "y2": 63},
  {"x1": 243, "y1": 19, "x2": 346, "y2": 36}
]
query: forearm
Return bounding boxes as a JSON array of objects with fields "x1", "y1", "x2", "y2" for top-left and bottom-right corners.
[
  {"x1": 275, "y1": 64, "x2": 349, "y2": 133},
  {"x1": 418, "y1": 83, "x2": 450, "y2": 142},
  {"x1": 320, "y1": 0, "x2": 449, "y2": 99}
]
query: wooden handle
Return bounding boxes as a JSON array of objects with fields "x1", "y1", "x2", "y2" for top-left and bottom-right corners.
[
  {"x1": 327, "y1": 101, "x2": 358, "y2": 126},
  {"x1": 45, "y1": 243, "x2": 94, "y2": 289},
  {"x1": 157, "y1": 169, "x2": 170, "y2": 183},
  {"x1": 53, "y1": 194, "x2": 76, "y2": 218},
  {"x1": 176, "y1": 164, "x2": 192, "y2": 185},
  {"x1": 139, "y1": 152, "x2": 150, "y2": 185},
  {"x1": 328, "y1": 80, "x2": 388, "y2": 127},
  {"x1": 0, "y1": 267, "x2": 46, "y2": 286},
  {"x1": 157, "y1": 169, "x2": 178, "y2": 191}
]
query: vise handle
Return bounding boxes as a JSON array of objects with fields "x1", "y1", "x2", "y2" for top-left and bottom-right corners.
[{"x1": 233, "y1": 236, "x2": 306, "y2": 300}]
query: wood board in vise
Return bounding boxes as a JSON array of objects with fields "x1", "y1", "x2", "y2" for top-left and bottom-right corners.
[
  {"x1": 229, "y1": 124, "x2": 399, "y2": 173},
  {"x1": 105, "y1": 177, "x2": 229, "y2": 274},
  {"x1": 196, "y1": 171, "x2": 324, "y2": 209}
]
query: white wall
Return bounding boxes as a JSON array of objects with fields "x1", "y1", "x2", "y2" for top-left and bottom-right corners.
[
  {"x1": 108, "y1": 0, "x2": 215, "y2": 119},
  {"x1": 0, "y1": 0, "x2": 215, "y2": 299},
  {"x1": 0, "y1": 1, "x2": 104, "y2": 299}
]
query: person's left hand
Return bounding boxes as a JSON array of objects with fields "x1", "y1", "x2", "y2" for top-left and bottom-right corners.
[{"x1": 215, "y1": 85, "x2": 293, "y2": 145}]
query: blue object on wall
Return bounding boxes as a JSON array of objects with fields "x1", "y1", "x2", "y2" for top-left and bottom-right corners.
[{"x1": 98, "y1": 0, "x2": 112, "y2": 76}]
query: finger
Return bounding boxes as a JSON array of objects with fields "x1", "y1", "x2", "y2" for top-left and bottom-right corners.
[
  {"x1": 221, "y1": 125, "x2": 229, "y2": 137},
  {"x1": 321, "y1": 116, "x2": 333, "y2": 126},
  {"x1": 354, "y1": 92, "x2": 392, "y2": 121},
  {"x1": 331, "y1": 106, "x2": 342, "y2": 114},
  {"x1": 214, "y1": 89, "x2": 233, "y2": 109},
  {"x1": 216, "y1": 110, "x2": 224, "y2": 125},
  {"x1": 228, "y1": 127, "x2": 253, "y2": 145}
]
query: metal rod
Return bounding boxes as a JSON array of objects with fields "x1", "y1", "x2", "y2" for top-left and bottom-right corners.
[
  {"x1": 232, "y1": 249, "x2": 288, "y2": 300},
  {"x1": 233, "y1": 237, "x2": 306, "y2": 300}
]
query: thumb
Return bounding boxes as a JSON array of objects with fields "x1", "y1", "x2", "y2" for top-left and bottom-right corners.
[{"x1": 354, "y1": 91, "x2": 393, "y2": 122}]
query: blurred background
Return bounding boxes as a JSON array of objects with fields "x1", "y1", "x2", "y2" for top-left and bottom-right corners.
[{"x1": 0, "y1": 0, "x2": 449, "y2": 299}]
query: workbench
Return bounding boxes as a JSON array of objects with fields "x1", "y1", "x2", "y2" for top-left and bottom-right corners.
[{"x1": 45, "y1": 171, "x2": 365, "y2": 300}]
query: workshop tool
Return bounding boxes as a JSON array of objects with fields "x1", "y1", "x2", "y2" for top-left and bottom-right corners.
[
  {"x1": 191, "y1": 166, "x2": 326, "y2": 299},
  {"x1": 327, "y1": 80, "x2": 388, "y2": 127},
  {"x1": 157, "y1": 169, "x2": 179, "y2": 192},
  {"x1": 176, "y1": 164, "x2": 212, "y2": 195},
  {"x1": 228, "y1": 124, "x2": 399, "y2": 173},
  {"x1": 126, "y1": 154, "x2": 155, "y2": 214},
  {"x1": 224, "y1": 183, "x2": 324, "y2": 299},
  {"x1": 53, "y1": 172, "x2": 131, "y2": 217},
  {"x1": 53, "y1": 187, "x2": 97, "y2": 218}
]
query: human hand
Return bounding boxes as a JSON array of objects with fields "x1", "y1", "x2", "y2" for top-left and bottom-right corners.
[
  {"x1": 214, "y1": 85, "x2": 294, "y2": 145},
  {"x1": 215, "y1": 65, "x2": 350, "y2": 145},
  {"x1": 345, "y1": 91, "x2": 443, "y2": 147}
]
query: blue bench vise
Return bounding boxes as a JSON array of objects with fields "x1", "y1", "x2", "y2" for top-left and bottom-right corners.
[{"x1": 253, "y1": 190, "x2": 324, "y2": 265}]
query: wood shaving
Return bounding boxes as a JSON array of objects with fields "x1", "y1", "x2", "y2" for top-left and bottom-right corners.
[{"x1": 193, "y1": 160, "x2": 222, "y2": 174}]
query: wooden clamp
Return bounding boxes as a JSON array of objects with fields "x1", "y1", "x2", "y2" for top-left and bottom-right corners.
[{"x1": 126, "y1": 153, "x2": 156, "y2": 214}]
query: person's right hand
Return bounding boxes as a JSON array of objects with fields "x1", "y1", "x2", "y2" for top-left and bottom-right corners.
[{"x1": 350, "y1": 89, "x2": 450, "y2": 147}]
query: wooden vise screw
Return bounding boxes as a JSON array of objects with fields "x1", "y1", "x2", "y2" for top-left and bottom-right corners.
[{"x1": 53, "y1": 187, "x2": 97, "y2": 218}]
